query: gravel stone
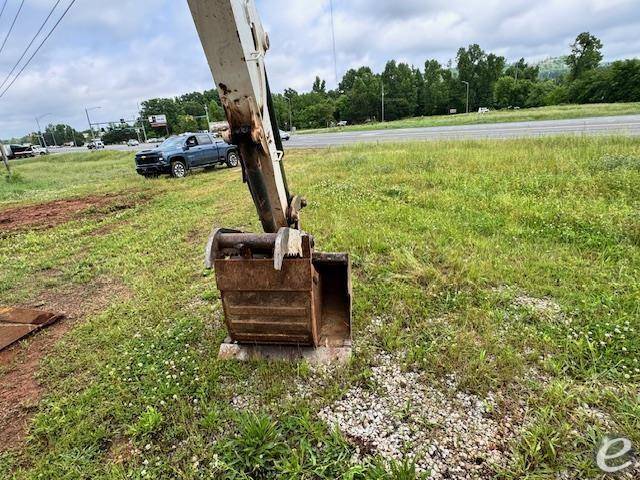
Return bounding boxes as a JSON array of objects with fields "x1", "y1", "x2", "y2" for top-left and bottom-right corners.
[{"x1": 318, "y1": 353, "x2": 521, "y2": 478}]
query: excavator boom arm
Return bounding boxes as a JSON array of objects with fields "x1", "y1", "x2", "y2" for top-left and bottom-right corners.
[
  {"x1": 187, "y1": 0, "x2": 292, "y2": 233},
  {"x1": 188, "y1": 0, "x2": 352, "y2": 357}
]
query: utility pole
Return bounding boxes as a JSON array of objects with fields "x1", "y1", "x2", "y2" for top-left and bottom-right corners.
[
  {"x1": 137, "y1": 104, "x2": 148, "y2": 143},
  {"x1": 285, "y1": 95, "x2": 292, "y2": 130},
  {"x1": 1, "y1": 139, "x2": 10, "y2": 177},
  {"x1": 51, "y1": 128, "x2": 58, "y2": 147},
  {"x1": 85, "y1": 106, "x2": 101, "y2": 140},
  {"x1": 68, "y1": 125, "x2": 77, "y2": 147},
  {"x1": 35, "y1": 114, "x2": 50, "y2": 148},
  {"x1": 462, "y1": 81, "x2": 470, "y2": 114},
  {"x1": 381, "y1": 82, "x2": 385, "y2": 122},
  {"x1": 137, "y1": 103, "x2": 148, "y2": 143}
]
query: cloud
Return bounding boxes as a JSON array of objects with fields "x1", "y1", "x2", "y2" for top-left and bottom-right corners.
[{"x1": 1, "y1": 0, "x2": 639, "y2": 137}]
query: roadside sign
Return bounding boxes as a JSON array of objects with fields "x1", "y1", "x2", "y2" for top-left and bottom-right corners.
[{"x1": 149, "y1": 115, "x2": 167, "y2": 127}]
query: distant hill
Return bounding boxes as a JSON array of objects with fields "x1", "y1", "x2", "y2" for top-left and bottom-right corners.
[{"x1": 535, "y1": 56, "x2": 569, "y2": 80}]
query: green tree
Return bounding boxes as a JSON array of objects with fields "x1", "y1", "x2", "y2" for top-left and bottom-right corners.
[
  {"x1": 102, "y1": 127, "x2": 137, "y2": 145},
  {"x1": 493, "y1": 77, "x2": 533, "y2": 108},
  {"x1": 208, "y1": 99, "x2": 226, "y2": 122},
  {"x1": 339, "y1": 67, "x2": 373, "y2": 92},
  {"x1": 420, "y1": 60, "x2": 451, "y2": 115},
  {"x1": 312, "y1": 76, "x2": 327, "y2": 94},
  {"x1": 566, "y1": 32, "x2": 603, "y2": 80},
  {"x1": 457, "y1": 44, "x2": 505, "y2": 110},
  {"x1": 607, "y1": 59, "x2": 640, "y2": 102},
  {"x1": 505, "y1": 58, "x2": 540, "y2": 81},
  {"x1": 44, "y1": 124, "x2": 85, "y2": 146},
  {"x1": 567, "y1": 67, "x2": 610, "y2": 103},
  {"x1": 344, "y1": 72, "x2": 381, "y2": 123},
  {"x1": 175, "y1": 115, "x2": 199, "y2": 134},
  {"x1": 525, "y1": 80, "x2": 557, "y2": 107},
  {"x1": 546, "y1": 84, "x2": 569, "y2": 105},
  {"x1": 141, "y1": 98, "x2": 180, "y2": 135},
  {"x1": 382, "y1": 61, "x2": 418, "y2": 120},
  {"x1": 299, "y1": 100, "x2": 335, "y2": 128}
]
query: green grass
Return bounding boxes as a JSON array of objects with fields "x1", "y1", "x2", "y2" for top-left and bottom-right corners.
[
  {"x1": 299, "y1": 102, "x2": 640, "y2": 134},
  {"x1": 1, "y1": 137, "x2": 639, "y2": 478}
]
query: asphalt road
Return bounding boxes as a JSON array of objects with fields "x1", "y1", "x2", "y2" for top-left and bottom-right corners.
[
  {"x1": 287, "y1": 114, "x2": 640, "y2": 148},
  {"x1": 52, "y1": 114, "x2": 640, "y2": 155}
]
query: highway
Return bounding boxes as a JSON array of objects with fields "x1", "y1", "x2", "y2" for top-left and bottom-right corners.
[
  {"x1": 287, "y1": 114, "x2": 640, "y2": 148},
  {"x1": 52, "y1": 114, "x2": 640, "y2": 155}
]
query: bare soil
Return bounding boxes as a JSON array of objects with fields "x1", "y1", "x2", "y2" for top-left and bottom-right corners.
[
  {"x1": 0, "y1": 193, "x2": 142, "y2": 234},
  {"x1": 0, "y1": 279, "x2": 131, "y2": 453}
]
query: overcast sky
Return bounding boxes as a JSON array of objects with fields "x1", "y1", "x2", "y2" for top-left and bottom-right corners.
[{"x1": 1, "y1": 0, "x2": 639, "y2": 138}]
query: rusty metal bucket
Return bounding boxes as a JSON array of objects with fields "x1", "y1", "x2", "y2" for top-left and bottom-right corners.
[{"x1": 205, "y1": 229, "x2": 351, "y2": 361}]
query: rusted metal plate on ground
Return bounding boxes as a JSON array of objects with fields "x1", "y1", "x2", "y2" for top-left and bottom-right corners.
[{"x1": 0, "y1": 307, "x2": 63, "y2": 350}]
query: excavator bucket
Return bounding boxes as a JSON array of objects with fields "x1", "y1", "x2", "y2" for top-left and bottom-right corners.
[{"x1": 205, "y1": 229, "x2": 352, "y2": 364}]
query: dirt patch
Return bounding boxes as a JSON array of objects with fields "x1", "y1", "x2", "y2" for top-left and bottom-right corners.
[
  {"x1": 0, "y1": 193, "x2": 145, "y2": 235},
  {"x1": 0, "y1": 279, "x2": 132, "y2": 453}
]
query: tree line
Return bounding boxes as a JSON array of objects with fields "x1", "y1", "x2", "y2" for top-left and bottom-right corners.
[
  {"x1": 269, "y1": 32, "x2": 639, "y2": 130},
  {"x1": 116, "y1": 31, "x2": 640, "y2": 138},
  {"x1": 6, "y1": 31, "x2": 637, "y2": 145}
]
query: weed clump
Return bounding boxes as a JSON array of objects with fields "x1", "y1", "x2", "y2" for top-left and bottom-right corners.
[
  {"x1": 596, "y1": 153, "x2": 640, "y2": 171},
  {"x1": 3, "y1": 171, "x2": 26, "y2": 184}
]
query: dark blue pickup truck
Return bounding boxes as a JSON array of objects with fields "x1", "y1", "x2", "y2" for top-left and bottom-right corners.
[{"x1": 134, "y1": 133, "x2": 239, "y2": 178}]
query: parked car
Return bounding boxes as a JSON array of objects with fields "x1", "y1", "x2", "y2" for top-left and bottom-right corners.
[
  {"x1": 337, "y1": 120, "x2": 348, "y2": 127},
  {"x1": 134, "y1": 133, "x2": 239, "y2": 178},
  {"x1": 87, "y1": 140, "x2": 105, "y2": 150},
  {"x1": 127, "y1": 139, "x2": 140, "y2": 147},
  {"x1": 279, "y1": 129, "x2": 290, "y2": 141},
  {"x1": 478, "y1": 107, "x2": 490, "y2": 114}
]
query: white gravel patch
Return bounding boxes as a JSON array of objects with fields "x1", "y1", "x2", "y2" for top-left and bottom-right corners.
[
  {"x1": 513, "y1": 294, "x2": 562, "y2": 319},
  {"x1": 318, "y1": 353, "x2": 522, "y2": 479}
]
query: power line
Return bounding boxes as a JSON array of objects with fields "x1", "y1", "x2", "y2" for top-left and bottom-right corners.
[
  {"x1": 0, "y1": 0, "x2": 77, "y2": 99},
  {"x1": 329, "y1": 0, "x2": 338, "y2": 86},
  {"x1": 0, "y1": 0, "x2": 9, "y2": 23},
  {"x1": 0, "y1": 0, "x2": 26, "y2": 56},
  {"x1": 0, "y1": 0, "x2": 63, "y2": 92}
]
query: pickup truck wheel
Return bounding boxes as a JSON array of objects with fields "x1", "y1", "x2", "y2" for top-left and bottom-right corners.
[
  {"x1": 226, "y1": 151, "x2": 239, "y2": 168},
  {"x1": 171, "y1": 160, "x2": 187, "y2": 178}
]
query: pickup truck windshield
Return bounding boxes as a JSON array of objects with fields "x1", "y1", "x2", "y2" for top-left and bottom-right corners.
[{"x1": 160, "y1": 137, "x2": 185, "y2": 148}]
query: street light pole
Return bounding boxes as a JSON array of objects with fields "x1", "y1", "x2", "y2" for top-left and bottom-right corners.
[
  {"x1": 462, "y1": 81, "x2": 470, "y2": 114},
  {"x1": 381, "y1": 82, "x2": 385, "y2": 122},
  {"x1": 204, "y1": 104, "x2": 211, "y2": 131}
]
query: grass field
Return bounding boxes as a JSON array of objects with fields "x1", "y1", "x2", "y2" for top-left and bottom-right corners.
[
  {"x1": 1, "y1": 138, "x2": 639, "y2": 479},
  {"x1": 300, "y1": 102, "x2": 640, "y2": 134}
]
